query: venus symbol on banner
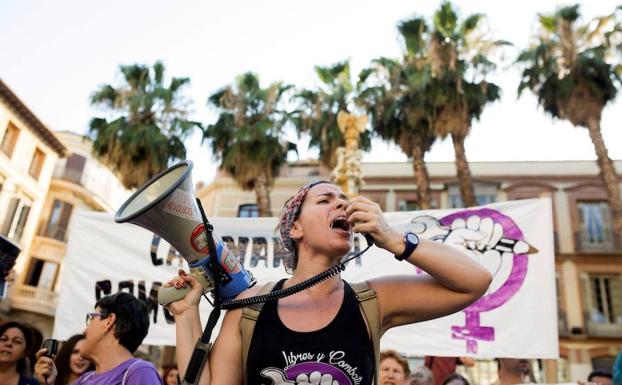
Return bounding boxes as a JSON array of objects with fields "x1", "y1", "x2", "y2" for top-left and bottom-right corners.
[{"x1": 411, "y1": 208, "x2": 539, "y2": 353}]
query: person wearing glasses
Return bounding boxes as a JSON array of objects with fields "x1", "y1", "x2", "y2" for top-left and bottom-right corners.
[
  {"x1": 34, "y1": 292, "x2": 162, "y2": 385},
  {"x1": 168, "y1": 181, "x2": 493, "y2": 385}
]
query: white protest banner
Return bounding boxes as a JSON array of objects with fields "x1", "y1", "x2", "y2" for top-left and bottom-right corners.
[{"x1": 54, "y1": 198, "x2": 557, "y2": 358}]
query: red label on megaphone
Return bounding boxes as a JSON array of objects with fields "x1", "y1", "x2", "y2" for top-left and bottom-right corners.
[
  {"x1": 190, "y1": 224, "x2": 209, "y2": 254},
  {"x1": 164, "y1": 189, "x2": 201, "y2": 221}
]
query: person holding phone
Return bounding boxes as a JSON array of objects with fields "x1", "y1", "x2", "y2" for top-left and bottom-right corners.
[
  {"x1": 34, "y1": 334, "x2": 95, "y2": 385},
  {"x1": 0, "y1": 321, "x2": 38, "y2": 385},
  {"x1": 168, "y1": 181, "x2": 493, "y2": 385},
  {"x1": 33, "y1": 293, "x2": 161, "y2": 385}
]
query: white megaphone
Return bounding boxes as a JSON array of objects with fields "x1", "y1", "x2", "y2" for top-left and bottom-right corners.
[{"x1": 115, "y1": 160, "x2": 255, "y2": 306}]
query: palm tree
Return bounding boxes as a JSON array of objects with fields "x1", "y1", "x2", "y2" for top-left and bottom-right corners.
[
  {"x1": 89, "y1": 61, "x2": 200, "y2": 189},
  {"x1": 396, "y1": 2, "x2": 505, "y2": 207},
  {"x1": 291, "y1": 60, "x2": 371, "y2": 171},
  {"x1": 204, "y1": 72, "x2": 296, "y2": 217},
  {"x1": 516, "y1": 4, "x2": 622, "y2": 237},
  {"x1": 357, "y1": 57, "x2": 437, "y2": 209}
]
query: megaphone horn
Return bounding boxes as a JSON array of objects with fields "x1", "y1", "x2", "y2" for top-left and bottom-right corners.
[{"x1": 114, "y1": 160, "x2": 254, "y2": 305}]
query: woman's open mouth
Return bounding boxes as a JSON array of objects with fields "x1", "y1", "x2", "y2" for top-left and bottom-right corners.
[{"x1": 330, "y1": 217, "x2": 351, "y2": 235}]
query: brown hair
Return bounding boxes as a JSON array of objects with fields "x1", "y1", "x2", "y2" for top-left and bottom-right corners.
[
  {"x1": 161, "y1": 365, "x2": 179, "y2": 385},
  {"x1": 380, "y1": 349, "x2": 411, "y2": 377},
  {"x1": 0, "y1": 321, "x2": 33, "y2": 375}
]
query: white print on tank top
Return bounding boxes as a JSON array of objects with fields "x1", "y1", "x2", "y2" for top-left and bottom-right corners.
[{"x1": 260, "y1": 350, "x2": 364, "y2": 385}]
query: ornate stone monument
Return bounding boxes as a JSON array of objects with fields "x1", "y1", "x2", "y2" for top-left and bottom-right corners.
[{"x1": 331, "y1": 111, "x2": 367, "y2": 196}]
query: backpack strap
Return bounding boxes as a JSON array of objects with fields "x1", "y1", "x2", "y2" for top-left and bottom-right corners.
[
  {"x1": 121, "y1": 359, "x2": 143, "y2": 385},
  {"x1": 351, "y1": 281, "x2": 381, "y2": 385},
  {"x1": 240, "y1": 281, "x2": 277, "y2": 385}
]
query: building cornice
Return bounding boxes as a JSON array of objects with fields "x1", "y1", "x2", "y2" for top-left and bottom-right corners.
[{"x1": 0, "y1": 78, "x2": 67, "y2": 156}]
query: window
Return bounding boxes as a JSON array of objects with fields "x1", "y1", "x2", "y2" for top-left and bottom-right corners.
[
  {"x1": 28, "y1": 148, "x2": 46, "y2": 180},
  {"x1": 25, "y1": 257, "x2": 58, "y2": 290},
  {"x1": 0, "y1": 122, "x2": 19, "y2": 157},
  {"x1": 1, "y1": 198, "x2": 31, "y2": 243},
  {"x1": 238, "y1": 204, "x2": 259, "y2": 218},
  {"x1": 63, "y1": 153, "x2": 86, "y2": 183},
  {"x1": 592, "y1": 356, "x2": 616, "y2": 372},
  {"x1": 398, "y1": 200, "x2": 419, "y2": 212},
  {"x1": 577, "y1": 201, "x2": 614, "y2": 249},
  {"x1": 448, "y1": 183, "x2": 497, "y2": 209},
  {"x1": 44, "y1": 200, "x2": 73, "y2": 241},
  {"x1": 586, "y1": 274, "x2": 622, "y2": 324}
]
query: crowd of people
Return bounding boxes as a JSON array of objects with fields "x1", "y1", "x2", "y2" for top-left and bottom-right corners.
[
  {"x1": 0, "y1": 293, "x2": 175, "y2": 385},
  {"x1": 0, "y1": 181, "x2": 620, "y2": 385},
  {"x1": 378, "y1": 351, "x2": 619, "y2": 385}
]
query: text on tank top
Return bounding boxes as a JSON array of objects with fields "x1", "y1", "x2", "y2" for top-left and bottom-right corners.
[{"x1": 246, "y1": 279, "x2": 375, "y2": 385}]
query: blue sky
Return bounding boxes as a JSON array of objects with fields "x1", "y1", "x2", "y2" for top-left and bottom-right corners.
[{"x1": 1, "y1": 0, "x2": 621, "y2": 183}]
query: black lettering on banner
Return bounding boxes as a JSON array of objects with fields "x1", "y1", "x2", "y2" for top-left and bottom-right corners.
[
  {"x1": 250, "y1": 237, "x2": 268, "y2": 268},
  {"x1": 166, "y1": 247, "x2": 184, "y2": 267},
  {"x1": 138, "y1": 280, "x2": 162, "y2": 323},
  {"x1": 150, "y1": 235, "x2": 164, "y2": 266},
  {"x1": 92, "y1": 279, "x2": 176, "y2": 325},
  {"x1": 95, "y1": 280, "x2": 112, "y2": 300},
  {"x1": 273, "y1": 237, "x2": 288, "y2": 268},
  {"x1": 118, "y1": 280, "x2": 134, "y2": 294},
  {"x1": 221, "y1": 236, "x2": 250, "y2": 265},
  {"x1": 163, "y1": 306, "x2": 175, "y2": 324}
]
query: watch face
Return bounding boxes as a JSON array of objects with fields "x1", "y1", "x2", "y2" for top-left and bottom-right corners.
[{"x1": 406, "y1": 232, "x2": 419, "y2": 245}]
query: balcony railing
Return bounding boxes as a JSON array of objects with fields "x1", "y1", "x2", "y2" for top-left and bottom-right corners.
[
  {"x1": 40, "y1": 224, "x2": 68, "y2": 242},
  {"x1": 9, "y1": 285, "x2": 58, "y2": 316},
  {"x1": 57, "y1": 168, "x2": 84, "y2": 185},
  {"x1": 574, "y1": 232, "x2": 620, "y2": 253},
  {"x1": 583, "y1": 312, "x2": 622, "y2": 337}
]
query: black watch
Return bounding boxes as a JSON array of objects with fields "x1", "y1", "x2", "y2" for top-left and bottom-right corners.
[{"x1": 395, "y1": 232, "x2": 420, "y2": 261}]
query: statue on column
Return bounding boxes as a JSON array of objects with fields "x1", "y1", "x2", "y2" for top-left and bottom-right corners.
[{"x1": 332, "y1": 111, "x2": 367, "y2": 196}]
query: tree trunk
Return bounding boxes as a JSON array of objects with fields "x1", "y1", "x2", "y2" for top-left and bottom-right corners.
[
  {"x1": 254, "y1": 174, "x2": 272, "y2": 217},
  {"x1": 451, "y1": 133, "x2": 477, "y2": 207},
  {"x1": 586, "y1": 118, "x2": 622, "y2": 242},
  {"x1": 411, "y1": 137, "x2": 432, "y2": 210}
]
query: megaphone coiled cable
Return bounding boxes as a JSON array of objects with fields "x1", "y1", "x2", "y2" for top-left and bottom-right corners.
[{"x1": 220, "y1": 240, "x2": 373, "y2": 310}]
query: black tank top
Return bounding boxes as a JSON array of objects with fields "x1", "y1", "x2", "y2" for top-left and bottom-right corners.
[{"x1": 246, "y1": 279, "x2": 375, "y2": 385}]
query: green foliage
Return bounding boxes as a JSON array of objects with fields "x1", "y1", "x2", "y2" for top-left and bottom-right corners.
[
  {"x1": 204, "y1": 72, "x2": 295, "y2": 191},
  {"x1": 357, "y1": 56, "x2": 436, "y2": 158},
  {"x1": 557, "y1": 4, "x2": 580, "y2": 22},
  {"x1": 291, "y1": 60, "x2": 371, "y2": 169},
  {"x1": 397, "y1": 1, "x2": 503, "y2": 138},
  {"x1": 398, "y1": 18, "x2": 428, "y2": 56},
  {"x1": 434, "y1": 1, "x2": 459, "y2": 40},
  {"x1": 88, "y1": 61, "x2": 200, "y2": 189},
  {"x1": 516, "y1": 4, "x2": 620, "y2": 125}
]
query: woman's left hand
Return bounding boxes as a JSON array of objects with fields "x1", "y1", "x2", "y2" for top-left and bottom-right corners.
[{"x1": 346, "y1": 196, "x2": 402, "y2": 254}]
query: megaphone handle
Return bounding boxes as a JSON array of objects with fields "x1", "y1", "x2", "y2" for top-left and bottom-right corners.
[
  {"x1": 158, "y1": 285, "x2": 192, "y2": 306},
  {"x1": 158, "y1": 268, "x2": 213, "y2": 306}
]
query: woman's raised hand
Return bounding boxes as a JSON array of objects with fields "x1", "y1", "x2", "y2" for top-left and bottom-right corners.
[
  {"x1": 163, "y1": 269, "x2": 204, "y2": 316},
  {"x1": 346, "y1": 196, "x2": 403, "y2": 255}
]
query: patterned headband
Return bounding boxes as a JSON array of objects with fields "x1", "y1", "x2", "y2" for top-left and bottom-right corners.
[{"x1": 278, "y1": 180, "x2": 331, "y2": 253}]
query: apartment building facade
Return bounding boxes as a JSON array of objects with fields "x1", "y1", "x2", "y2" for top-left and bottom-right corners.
[
  {"x1": 0, "y1": 79, "x2": 129, "y2": 336},
  {"x1": 6, "y1": 130, "x2": 129, "y2": 335},
  {"x1": 0, "y1": 79, "x2": 67, "y2": 325}
]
